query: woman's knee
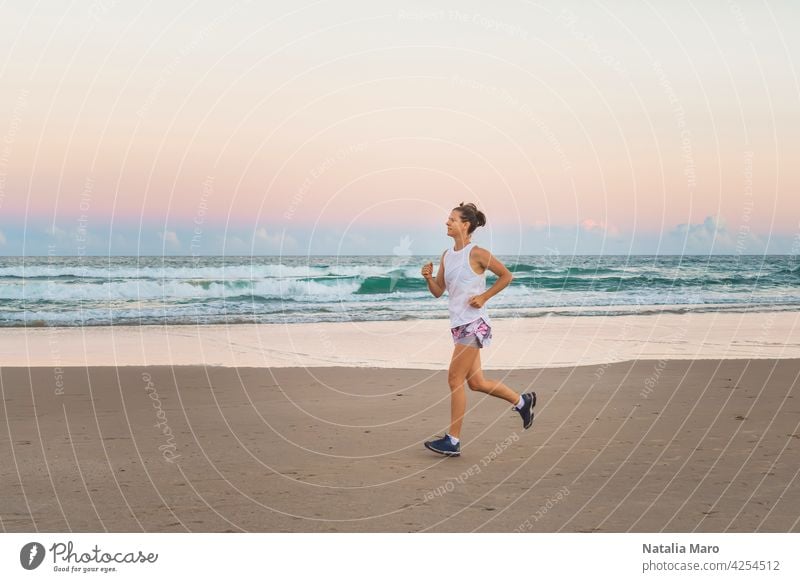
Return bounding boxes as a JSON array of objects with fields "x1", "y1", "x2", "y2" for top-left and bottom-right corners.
[
  {"x1": 447, "y1": 374, "x2": 466, "y2": 389},
  {"x1": 467, "y1": 378, "x2": 485, "y2": 391}
]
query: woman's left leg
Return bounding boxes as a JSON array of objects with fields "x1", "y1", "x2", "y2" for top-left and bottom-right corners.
[{"x1": 465, "y1": 348, "x2": 520, "y2": 404}]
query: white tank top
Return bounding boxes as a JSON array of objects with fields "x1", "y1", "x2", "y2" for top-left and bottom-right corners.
[{"x1": 444, "y1": 241, "x2": 491, "y2": 328}]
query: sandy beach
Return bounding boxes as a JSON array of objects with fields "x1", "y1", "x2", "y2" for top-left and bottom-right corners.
[
  {"x1": 2, "y1": 314, "x2": 799, "y2": 532},
  {"x1": 4, "y1": 310, "x2": 800, "y2": 369}
]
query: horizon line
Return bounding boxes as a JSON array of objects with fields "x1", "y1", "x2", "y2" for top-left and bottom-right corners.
[{"x1": 3, "y1": 253, "x2": 796, "y2": 259}]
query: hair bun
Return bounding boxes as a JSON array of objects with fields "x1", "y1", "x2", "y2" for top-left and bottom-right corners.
[{"x1": 453, "y1": 202, "x2": 487, "y2": 234}]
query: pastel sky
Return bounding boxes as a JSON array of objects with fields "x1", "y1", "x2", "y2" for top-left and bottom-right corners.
[{"x1": 1, "y1": 0, "x2": 798, "y2": 256}]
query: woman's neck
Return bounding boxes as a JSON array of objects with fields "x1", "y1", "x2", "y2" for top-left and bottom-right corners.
[{"x1": 453, "y1": 238, "x2": 471, "y2": 251}]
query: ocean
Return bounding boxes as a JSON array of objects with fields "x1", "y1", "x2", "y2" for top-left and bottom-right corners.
[{"x1": 1, "y1": 255, "x2": 799, "y2": 327}]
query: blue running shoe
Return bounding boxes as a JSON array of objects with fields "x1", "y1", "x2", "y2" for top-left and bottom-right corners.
[
  {"x1": 516, "y1": 392, "x2": 536, "y2": 429},
  {"x1": 424, "y1": 435, "x2": 461, "y2": 457}
]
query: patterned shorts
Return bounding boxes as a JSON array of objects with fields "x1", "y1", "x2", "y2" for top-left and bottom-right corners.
[{"x1": 450, "y1": 317, "x2": 492, "y2": 349}]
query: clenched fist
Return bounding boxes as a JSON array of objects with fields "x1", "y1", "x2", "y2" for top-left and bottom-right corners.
[
  {"x1": 468, "y1": 294, "x2": 486, "y2": 308},
  {"x1": 421, "y1": 261, "x2": 433, "y2": 279}
]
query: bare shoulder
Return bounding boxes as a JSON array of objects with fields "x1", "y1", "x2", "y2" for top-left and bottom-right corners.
[
  {"x1": 470, "y1": 245, "x2": 491, "y2": 266},
  {"x1": 471, "y1": 246, "x2": 512, "y2": 277}
]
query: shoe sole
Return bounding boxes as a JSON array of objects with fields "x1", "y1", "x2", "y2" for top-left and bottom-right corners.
[
  {"x1": 523, "y1": 391, "x2": 537, "y2": 430},
  {"x1": 424, "y1": 441, "x2": 461, "y2": 457}
]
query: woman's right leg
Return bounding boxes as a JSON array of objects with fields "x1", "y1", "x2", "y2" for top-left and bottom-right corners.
[{"x1": 447, "y1": 343, "x2": 480, "y2": 439}]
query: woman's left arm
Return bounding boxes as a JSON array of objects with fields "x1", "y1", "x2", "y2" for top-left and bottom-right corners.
[{"x1": 468, "y1": 247, "x2": 513, "y2": 307}]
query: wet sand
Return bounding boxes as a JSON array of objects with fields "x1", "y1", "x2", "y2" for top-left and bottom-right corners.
[{"x1": 2, "y1": 359, "x2": 799, "y2": 532}]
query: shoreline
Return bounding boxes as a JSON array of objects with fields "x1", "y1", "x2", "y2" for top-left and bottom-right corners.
[
  {"x1": 11, "y1": 300, "x2": 800, "y2": 329},
  {"x1": 1, "y1": 310, "x2": 799, "y2": 369}
]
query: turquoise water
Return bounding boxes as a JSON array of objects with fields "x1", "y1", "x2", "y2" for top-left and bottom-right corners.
[{"x1": 1, "y1": 255, "x2": 799, "y2": 327}]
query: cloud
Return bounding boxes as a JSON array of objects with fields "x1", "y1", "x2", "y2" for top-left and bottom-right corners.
[
  {"x1": 44, "y1": 225, "x2": 68, "y2": 239},
  {"x1": 531, "y1": 219, "x2": 549, "y2": 231},
  {"x1": 159, "y1": 230, "x2": 181, "y2": 249},
  {"x1": 668, "y1": 215, "x2": 765, "y2": 254},
  {"x1": 580, "y1": 218, "x2": 621, "y2": 238},
  {"x1": 255, "y1": 227, "x2": 280, "y2": 244},
  {"x1": 222, "y1": 235, "x2": 248, "y2": 252},
  {"x1": 345, "y1": 232, "x2": 368, "y2": 246},
  {"x1": 255, "y1": 227, "x2": 298, "y2": 252}
]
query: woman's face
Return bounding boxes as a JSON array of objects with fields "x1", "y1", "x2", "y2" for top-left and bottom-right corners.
[{"x1": 446, "y1": 210, "x2": 467, "y2": 236}]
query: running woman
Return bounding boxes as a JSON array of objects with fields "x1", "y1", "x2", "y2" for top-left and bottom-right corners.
[{"x1": 420, "y1": 202, "x2": 536, "y2": 457}]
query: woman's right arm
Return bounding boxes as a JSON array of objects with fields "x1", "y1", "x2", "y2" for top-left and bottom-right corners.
[{"x1": 424, "y1": 251, "x2": 446, "y2": 298}]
